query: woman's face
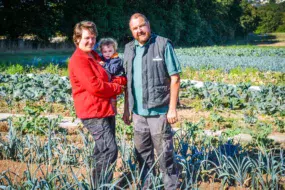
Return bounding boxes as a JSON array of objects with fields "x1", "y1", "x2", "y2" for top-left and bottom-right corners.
[{"x1": 78, "y1": 29, "x2": 96, "y2": 53}]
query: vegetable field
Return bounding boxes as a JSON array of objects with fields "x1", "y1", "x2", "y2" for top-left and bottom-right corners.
[{"x1": 0, "y1": 46, "x2": 284, "y2": 189}]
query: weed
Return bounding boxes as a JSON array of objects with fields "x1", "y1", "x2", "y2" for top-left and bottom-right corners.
[
  {"x1": 5, "y1": 64, "x2": 25, "y2": 75},
  {"x1": 274, "y1": 117, "x2": 285, "y2": 133}
]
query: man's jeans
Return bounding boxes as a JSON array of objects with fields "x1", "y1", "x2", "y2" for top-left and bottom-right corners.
[
  {"x1": 133, "y1": 114, "x2": 179, "y2": 190},
  {"x1": 81, "y1": 116, "x2": 117, "y2": 188}
]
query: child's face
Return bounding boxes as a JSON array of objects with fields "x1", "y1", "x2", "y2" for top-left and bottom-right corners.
[{"x1": 101, "y1": 45, "x2": 115, "y2": 60}]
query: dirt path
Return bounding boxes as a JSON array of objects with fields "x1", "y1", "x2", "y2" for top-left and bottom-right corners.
[{"x1": 257, "y1": 41, "x2": 285, "y2": 47}]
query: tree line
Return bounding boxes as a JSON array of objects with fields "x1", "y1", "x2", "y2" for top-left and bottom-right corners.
[{"x1": 0, "y1": 0, "x2": 284, "y2": 46}]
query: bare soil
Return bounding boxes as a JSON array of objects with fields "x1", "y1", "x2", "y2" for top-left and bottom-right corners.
[
  {"x1": 0, "y1": 160, "x2": 251, "y2": 189},
  {"x1": 258, "y1": 41, "x2": 285, "y2": 47},
  {"x1": 0, "y1": 121, "x2": 8, "y2": 132},
  {"x1": 0, "y1": 99, "x2": 71, "y2": 116},
  {"x1": 0, "y1": 160, "x2": 86, "y2": 183}
]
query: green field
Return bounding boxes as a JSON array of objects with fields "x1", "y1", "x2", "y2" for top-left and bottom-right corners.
[{"x1": 0, "y1": 45, "x2": 284, "y2": 189}]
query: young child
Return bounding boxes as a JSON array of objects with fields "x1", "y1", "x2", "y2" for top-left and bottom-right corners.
[{"x1": 98, "y1": 38, "x2": 125, "y2": 114}]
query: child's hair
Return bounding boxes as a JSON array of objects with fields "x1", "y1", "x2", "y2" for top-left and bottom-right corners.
[{"x1": 98, "y1": 38, "x2": 118, "y2": 52}]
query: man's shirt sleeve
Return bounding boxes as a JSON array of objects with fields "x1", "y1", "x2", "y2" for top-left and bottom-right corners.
[{"x1": 164, "y1": 42, "x2": 182, "y2": 76}]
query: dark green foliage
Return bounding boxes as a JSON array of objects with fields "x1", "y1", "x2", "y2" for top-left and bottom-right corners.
[
  {"x1": 240, "y1": 0, "x2": 259, "y2": 34},
  {"x1": 255, "y1": 2, "x2": 285, "y2": 33},
  {"x1": 0, "y1": 0, "x2": 264, "y2": 46},
  {"x1": 13, "y1": 105, "x2": 64, "y2": 135},
  {"x1": 0, "y1": 0, "x2": 65, "y2": 41}
]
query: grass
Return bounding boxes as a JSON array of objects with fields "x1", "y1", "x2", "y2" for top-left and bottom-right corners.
[
  {"x1": 2, "y1": 64, "x2": 280, "y2": 85},
  {"x1": 0, "y1": 62, "x2": 69, "y2": 76},
  {"x1": 180, "y1": 67, "x2": 285, "y2": 86},
  {"x1": 2, "y1": 66, "x2": 283, "y2": 86},
  {"x1": 268, "y1": 33, "x2": 285, "y2": 41}
]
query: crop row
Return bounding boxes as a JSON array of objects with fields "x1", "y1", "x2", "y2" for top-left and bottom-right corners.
[
  {"x1": 181, "y1": 81, "x2": 285, "y2": 116},
  {"x1": 0, "y1": 119, "x2": 284, "y2": 189},
  {"x1": 0, "y1": 74, "x2": 284, "y2": 116},
  {"x1": 2, "y1": 47, "x2": 285, "y2": 75},
  {"x1": 175, "y1": 47, "x2": 285, "y2": 57},
  {"x1": 178, "y1": 55, "x2": 285, "y2": 72},
  {"x1": 0, "y1": 74, "x2": 72, "y2": 104}
]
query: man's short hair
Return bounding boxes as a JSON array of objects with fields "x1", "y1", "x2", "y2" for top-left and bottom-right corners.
[
  {"x1": 73, "y1": 21, "x2": 98, "y2": 46},
  {"x1": 129, "y1": 13, "x2": 149, "y2": 27},
  {"x1": 98, "y1": 38, "x2": 118, "y2": 52}
]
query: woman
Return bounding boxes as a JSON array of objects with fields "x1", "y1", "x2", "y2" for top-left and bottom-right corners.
[{"x1": 68, "y1": 20, "x2": 126, "y2": 187}]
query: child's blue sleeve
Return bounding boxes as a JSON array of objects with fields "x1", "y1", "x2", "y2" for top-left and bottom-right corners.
[
  {"x1": 105, "y1": 58, "x2": 125, "y2": 76},
  {"x1": 93, "y1": 43, "x2": 99, "y2": 51}
]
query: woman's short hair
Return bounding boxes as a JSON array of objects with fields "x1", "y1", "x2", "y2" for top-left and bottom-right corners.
[
  {"x1": 73, "y1": 21, "x2": 98, "y2": 46},
  {"x1": 98, "y1": 38, "x2": 118, "y2": 52}
]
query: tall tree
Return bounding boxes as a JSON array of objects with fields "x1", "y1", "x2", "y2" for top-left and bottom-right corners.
[
  {"x1": 255, "y1": 3, "x2": 283, "y2": 33},
  {"x1": 0, "y1": 0, "x2": 267, "y2": 46},
  {"x1": 0, "y1": 0, "x2": 23, "y2": 39},
  {"x1": 0, "y1": 0, "x2": 64, "y2": 41},
  {"x1": 240, "y1": 0, "x2": 258, "y2": 34}
]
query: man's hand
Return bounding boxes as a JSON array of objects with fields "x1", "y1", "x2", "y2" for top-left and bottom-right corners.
[
  {"x1": 168, "y1": 74, "x2": 180, "y2": 124},
  {"x1": 123, "y1": 87, "x2": 131, "y2": 125},
  {"x1": 167, "y1": 109, "x2": 178, "y2": 124},
  {"x1": 122, "y1": 110, "x2": 132, "y2": 125}
]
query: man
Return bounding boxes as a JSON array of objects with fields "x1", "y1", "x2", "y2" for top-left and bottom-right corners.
[{"x1": 123, "y1": 13, "x2": 181, "y2": 190}]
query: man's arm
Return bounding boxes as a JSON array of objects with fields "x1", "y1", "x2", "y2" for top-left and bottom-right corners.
[
  {"x1": 122, "y1": 88, "x2": 132, "y2": 125},
  {"x1": 163, "y1": 41, "x2": 181, "y2": 124},
  {"x1": 122, "y1": 44, "x2": 132, "y2": 125},
  {"x1": 167, "y1": 74, "x2": 180, "y2": 124}
]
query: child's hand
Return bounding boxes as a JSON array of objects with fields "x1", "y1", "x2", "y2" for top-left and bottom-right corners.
[{"x1": 99, "y1": 61, "x2": 105, "y2": 66}]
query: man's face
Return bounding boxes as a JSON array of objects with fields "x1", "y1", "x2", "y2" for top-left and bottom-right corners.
[
  {"x1": 77, "y1": 29, "x2": 96, "y2": 53},
  {"x1": 101, "y1": 45, "x2": 115, "y2": 60},
  {"x1": 129, "y1": 16, "x2": 151, "y2": 45}
]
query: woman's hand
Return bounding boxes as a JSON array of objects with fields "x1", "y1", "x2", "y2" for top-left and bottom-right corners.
[{"x1": 111, "y1": 76, "x2": 127, "y2": 86}]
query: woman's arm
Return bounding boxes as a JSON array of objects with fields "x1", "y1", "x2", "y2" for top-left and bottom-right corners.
[{"x1": 70, "y1": 57, "x2": 123, "y2": 98}]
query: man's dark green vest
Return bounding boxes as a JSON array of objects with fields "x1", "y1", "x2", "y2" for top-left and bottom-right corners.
[{"x1": 123, "y1": 34, "x2": 171, "y2": 112}]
